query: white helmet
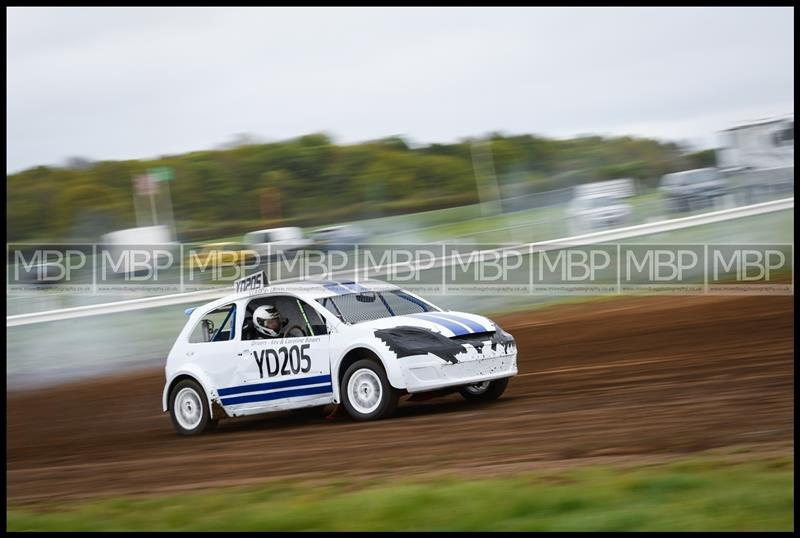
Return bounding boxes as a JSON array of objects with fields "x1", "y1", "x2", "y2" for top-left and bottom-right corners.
[{"x1": 253, "y1": 304, "x2": 281, "y2": 337}]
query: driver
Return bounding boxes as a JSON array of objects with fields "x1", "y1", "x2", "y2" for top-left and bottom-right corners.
[{"x1": 252, "y1": 304, "x2": 284, "y2": 338}]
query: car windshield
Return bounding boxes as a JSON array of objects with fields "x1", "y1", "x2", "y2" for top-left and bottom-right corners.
[{"x1": 317, "y1": 290, "x2": 439, "y2": 323}]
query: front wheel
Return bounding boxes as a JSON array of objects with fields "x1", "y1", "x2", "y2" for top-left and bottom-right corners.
[
  {"x1": 459, "y1": 377, "x2": 510, "y2": 402},
  {"x1": 341, "y1": 359, "x2": 399, "y2": 421},
  {"x1": 169, "y1": 379, "x2": 217, "y2": 436}
]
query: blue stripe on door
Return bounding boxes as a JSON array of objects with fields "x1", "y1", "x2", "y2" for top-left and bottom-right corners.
[
  {"x1": 218, "y1": 374, "x2": 332, "y2": 397},
  {"x1": 221, "y1": 384, "x2": 333, "y2": 406}
]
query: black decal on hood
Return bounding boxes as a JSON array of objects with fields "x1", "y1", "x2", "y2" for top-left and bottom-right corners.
[
  {"x1": 490, "y1": 329, "x2": 516, "y2": 352},
  {"x1": 374, "y1": 326, "x2": 467, "y2": 364}
]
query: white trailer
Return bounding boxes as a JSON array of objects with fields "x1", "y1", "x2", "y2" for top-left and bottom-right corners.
[
  {"x1": 716, "y1": 115, "x2": 794, "y2": 171},
  {"x1": 572, "y1": 178, "x2": 636, "y2": 199},
  {"x1": 100, "y1": 225, "x2": 178, "y2": 276}
]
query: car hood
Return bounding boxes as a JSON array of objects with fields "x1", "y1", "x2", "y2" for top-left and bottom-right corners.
[{"x1": 354, "y1": 310, "x2": 497, "y2": 338}]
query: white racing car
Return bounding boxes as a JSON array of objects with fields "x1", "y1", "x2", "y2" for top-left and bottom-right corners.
[{"x1": 163, "y1": 272, "x2": 518, "y2": 435}]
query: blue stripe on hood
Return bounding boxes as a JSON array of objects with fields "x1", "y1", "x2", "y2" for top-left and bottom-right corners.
[
  {"x1": 423, "y1": 312, "x2": 490, "y2": 333},
  {"x1": 406, "y1": 312, "x2": 472, "y2": 336}
]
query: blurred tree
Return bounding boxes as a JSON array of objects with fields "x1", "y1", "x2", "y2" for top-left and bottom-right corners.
[
  {"x1": 6, "y1": 131, "x2": 712, "y2": 242},
  {"x1": 64, "y1": 156, "x2": 94, "y2": 170},
  {"x1": 368, "y1": 135, "x2": 411, "y2": 152},
  {"x1": 684, "y1": 149, "x2": 718, "y2": 169},
  {"x1": 217, "y1": 132, "x2": 262, "y2": 149},
  {"x1": 53, "y1": 183, "x2": 118, "y2": 234},
  {"x1": 261, "y1": 170, "x2": 292, "y2": 219}
]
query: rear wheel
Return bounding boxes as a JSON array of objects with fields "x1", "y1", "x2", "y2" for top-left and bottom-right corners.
[
  {"x1": 341, "y1": 359, "x2": 399, "y2": 421},
  {"x1": 169, "y1": 379, "x2": 216, "y2": 436},
  {"x1": 459, "y1": 377, "x2": 510, "y2": 402}
]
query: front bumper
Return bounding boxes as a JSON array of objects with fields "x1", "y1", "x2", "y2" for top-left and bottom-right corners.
[{"x1": 400, "y1": 352, "x2": 518, "y2": 393}]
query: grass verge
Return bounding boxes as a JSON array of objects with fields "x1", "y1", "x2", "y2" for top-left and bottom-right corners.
[{"x1": 7, "y1": 455, "x2": 793, "y2": 531}]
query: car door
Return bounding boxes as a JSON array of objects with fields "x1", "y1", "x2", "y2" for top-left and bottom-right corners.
[
  {"x1": 221, "y1": 295, "x2": 333, "y2": 415},
  {"x1": 183, "y1": 302, "x2": 240, "y2": 396}
]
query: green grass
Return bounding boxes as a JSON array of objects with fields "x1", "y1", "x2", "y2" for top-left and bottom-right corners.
[
  {"x1": 203, "y1": 190, "x2": 793, "y2": 247},
  {"x1": 201, "y1": 191, "x2": 665, "y2": 245},
  {"x1": 7, "y1": 455, "x2": 793, "y2": 531}
]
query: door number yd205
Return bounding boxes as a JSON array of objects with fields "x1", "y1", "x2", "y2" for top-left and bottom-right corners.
[{"x1": 252, "y1": 344, "x2": 312, "y2": 378}]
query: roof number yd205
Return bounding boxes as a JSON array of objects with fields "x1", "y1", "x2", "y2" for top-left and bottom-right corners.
[{"x1": 234, "y1": 271, "x2": 267, "y2": 293}]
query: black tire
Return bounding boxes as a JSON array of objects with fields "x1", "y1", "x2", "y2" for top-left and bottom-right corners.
[
  {"x1": 169, "y1": 379, "x2": 217, "y2": 436},
  {"x1": 459, "y1": 377, "x2": 510, "y2": 402},
  {"x1": 341, "y1": 359, "x2": 399, "y2": 421}
]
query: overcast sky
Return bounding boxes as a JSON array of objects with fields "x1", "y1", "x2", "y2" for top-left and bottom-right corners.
[{"x1": 6, "y1": 7, "x2": 794, "y2": 173}]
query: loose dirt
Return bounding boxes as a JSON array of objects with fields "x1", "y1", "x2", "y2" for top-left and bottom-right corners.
[{"x1": 7, "y1": 295, "x2": 794, "y2": 504}]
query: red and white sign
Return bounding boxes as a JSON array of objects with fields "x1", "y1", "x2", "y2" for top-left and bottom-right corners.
[{"x1": 134, "y1": 174, "x2": 159, "y2": 196}]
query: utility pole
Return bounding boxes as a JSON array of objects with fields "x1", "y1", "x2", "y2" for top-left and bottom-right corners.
[
  {"x1": 132, "y1": 167, "x2": 176, "y2": 240},
  {"x1": 470, "y1": 139, "x2": 503, "y2": 217},
  {"x1": 148, "y1": 167, "x2": 176, "y2": 240}
]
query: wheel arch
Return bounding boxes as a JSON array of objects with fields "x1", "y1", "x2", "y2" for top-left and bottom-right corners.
[
  {"x1": 333, "y1": 344, "x2": 405, "y2": 401},
  {"x1": 162, "y1": 370, "x2": 221, "y2": 419}
]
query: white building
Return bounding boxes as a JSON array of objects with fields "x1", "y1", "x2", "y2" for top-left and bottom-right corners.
[{"x1": 716, "y1": 114, "x2": 794, "y2": 171}]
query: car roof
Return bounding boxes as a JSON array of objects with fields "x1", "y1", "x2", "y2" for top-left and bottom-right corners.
[{"x1": 194, "y1": 278, "x2": 401, "y2": 312}]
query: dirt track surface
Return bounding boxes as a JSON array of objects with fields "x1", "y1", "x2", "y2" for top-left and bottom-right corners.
[{"x1": 7, "y1": 295, "x2": 794, "y2": 504}]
